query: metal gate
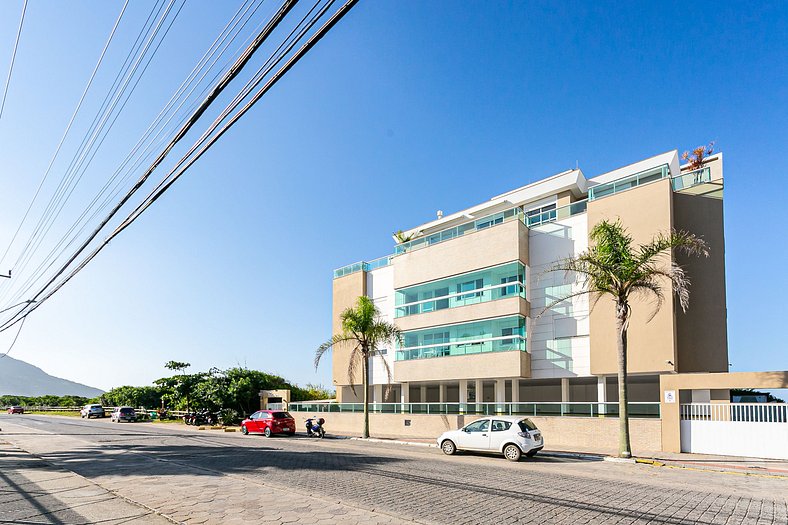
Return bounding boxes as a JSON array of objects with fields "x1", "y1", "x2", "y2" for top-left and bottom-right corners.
[{"x1": 680, "y1": 403, "x2": 788, "y2": 459}]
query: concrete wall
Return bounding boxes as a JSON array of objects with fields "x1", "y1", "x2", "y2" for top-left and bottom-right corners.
[
  {"x1": 394, "y1": 349, "x2": 530, "y2": 382},
  {"x1": 291, "y1": 411, "x2": 661, "y2": 454},
  {"x1": 392, "y1": 219, "x2": 528, "y2": 289},
  {"x1": 672, "y1": 192, "x2": 728, "y2": 373},
  {"x1": 587, "y1": 179, "x2": 677, "y2": 376},
  {"x1": 396, "y1": 296, "x2": 529, "y2": 332},
  {"x1": 332, "y1": 272, "x2": 366, "y2": 395}
]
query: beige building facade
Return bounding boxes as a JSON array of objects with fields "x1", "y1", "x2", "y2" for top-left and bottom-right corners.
[{"x1": 331, "y1": 150, "x2": 728, "y2": 407}]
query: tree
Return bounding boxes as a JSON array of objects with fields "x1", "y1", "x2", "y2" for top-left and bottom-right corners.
[
  {"x1": 547, "y1": 219, "x2": 708, "y2": 458},
  {"x1": 314, "y1": 296, "x2": 402, "y2": 438},
  {"x1": 681, "y1": 142, "x2": 714, "y2": 170},
  {"x1": 164, "y1": 361, "x2": 192, "y2": 411}
]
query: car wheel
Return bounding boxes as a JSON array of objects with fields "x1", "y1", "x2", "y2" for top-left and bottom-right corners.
[
  {"x1": 526, "y1": 450, "x2": 538, "y2": 458},
  {"x1": 504, "y1": 444, "x2": 522, "y2": 462},
  {"x1": 264, "y1": 427, "x2": 272, "y2": 438},
  {"x1": 241, "y1": 425, "x2": 249, "y2": 435},
  {"x1": 441, "y1": 440, "x2": 457, "y2": 456}
]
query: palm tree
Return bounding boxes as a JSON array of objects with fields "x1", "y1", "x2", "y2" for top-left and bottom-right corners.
[
  {"x1": 546, "y1": 219, "x2": 708, "y2": 458},
  {"x1": 315, "y1": 296, "x2": 402, "y2": 438}
]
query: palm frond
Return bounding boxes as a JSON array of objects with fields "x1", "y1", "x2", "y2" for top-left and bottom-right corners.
[
  {"x1": 346, "y1": 345, "x2": 362, "y2": 394},
  {"x1": 314, "y1": 334, "x2": 356, "y2": 370}
]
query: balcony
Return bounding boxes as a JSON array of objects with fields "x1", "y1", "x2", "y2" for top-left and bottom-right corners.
[
  {"x1": 333, "y1": 255, "x2": 391, "y2": 279},
  {"x1": 587, "y1": 164, "x2": 670, "y2": 201}
]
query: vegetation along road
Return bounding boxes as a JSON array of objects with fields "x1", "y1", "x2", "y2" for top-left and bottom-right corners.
[{"x1": 1, "y1": 414, "x2": 786, "y2": 524}]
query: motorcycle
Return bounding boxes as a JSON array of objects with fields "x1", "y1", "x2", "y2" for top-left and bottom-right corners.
[{"x1": 305, "y1": 417, "x2": 326, "y2": 438}]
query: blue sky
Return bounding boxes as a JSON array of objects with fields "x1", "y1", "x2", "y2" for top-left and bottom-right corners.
[{"x1": 0, "y1": 1, "x2": 785, "y2": 392}]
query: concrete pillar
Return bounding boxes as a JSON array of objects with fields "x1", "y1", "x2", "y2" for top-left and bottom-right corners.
[
  {"x1": 400, "y1": 382, "x2": 409, "y2": 413},
  {"x1": 597, "y1": 376, "x2": 607, "y2": 415},
  {"x1": 495, "y1": 379, "x2": 506, "y2": 402},
  {"x1": 420, "y1": 385, "x2": 427, "y2": 403},
  {"x1": 561, "y1": 377, "x2": 570, "y2": 402},
  {"x1": 439, "y1": 383, "x2": 446, "y2": 403},
  {"x1": 374, "y1": 384, "x2": 383, "y2": 405},
  {"x1": 512, "y1": 379, "x2": 520, "y2": 403},
  {"x1": 459, "y1": 380, "x2": 468, "y2": 402},
  {"x1": 475, "y1": 380, "x2": 483, "y2": 403}
]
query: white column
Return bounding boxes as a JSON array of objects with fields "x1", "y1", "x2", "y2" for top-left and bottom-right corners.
[
  {"x1": 439, "y1": 383, "x2": 446, "y2": 403},
  {"x1": 495, "y1": 379, "x2": 506, "y2": 402},
  {"x1": 459, "y1": 380, "x2": 468, "y2": 405},
  {"x1": 374, "y1": 384, "x2": 383, "y2": 404},
  {"x1": 475, "y1": 379, "x2": 483, "y2": 403},
  {"x1": 561, "y1": 377, "x2": 570, "y2": 402},
  {"x1": 420, "y1": 385, "x2": 427, "y2": 403},
  {"x1": 400, "y1": 382, "x2": 409, "y2": 414},
  {"x1": 512, "y1": 379, "x2": 520, "y2": 403},
  {"x1": 597, "y1": 376, "x2": 607, "y2": 415}
]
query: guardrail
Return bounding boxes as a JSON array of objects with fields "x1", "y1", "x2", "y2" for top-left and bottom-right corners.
[
  {"x1": 290, "y1": 401, "x2": 660, "y2": 418},
  {"x1": 681, "y1": 403, "x2": 788, "y2": 423},
  {"x1": 16, "y1": 406, "x2": 190, "y2": 417}
]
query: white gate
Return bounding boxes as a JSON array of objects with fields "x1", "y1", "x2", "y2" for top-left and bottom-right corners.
[{"x1": 680, "y1": 403, "x2": 788, "y2": 459}]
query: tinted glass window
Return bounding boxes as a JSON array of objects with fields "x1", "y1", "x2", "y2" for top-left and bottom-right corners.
[
  {"x1": 272, "y1": 412, "x2": 292, "y2": 419},
  {"x1": 464, "y1": 420, "x2": 490, "y2": 432},
  {"x1": 518, "y1": 419, "x2": 537, "y2": 431},
  {"x1": 120, "y1": 408, "x2": 134, "y2": 414},
  {"x1": 492, "y1": 420, "x2": 511, "y2": 432},
  {"x1": 250, "y1": 411, "x2": 262, "y2": 419}
]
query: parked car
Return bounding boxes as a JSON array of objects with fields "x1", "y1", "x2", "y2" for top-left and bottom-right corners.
[
  {"x1": 7, "y1": 406, "x2": 24, "y2": 414},
  {"x1": 240, "y1": 410, "x2": 296, "y2": 437},
  {"x1": 80, "y1": 404, "x2": 105, "y2": 419},
  {"x1": 436, "y1": 416, "x2": 544, "y2": 461},
  {"x1": 111, "y1": 406, "x2": 137, "y2": 423}
]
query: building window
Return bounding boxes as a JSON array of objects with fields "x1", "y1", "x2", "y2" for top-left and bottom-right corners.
[
  {"x1": 394, "y1": 262, "x2": 526, "y2": 318},
  {"x1": 396, "y1": 316, "x2": 526, "y2": 361}
]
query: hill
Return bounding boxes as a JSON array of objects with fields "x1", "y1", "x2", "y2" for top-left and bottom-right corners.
[{"x1": 0, "y1": 356, "x2": 103, "y2": 397}]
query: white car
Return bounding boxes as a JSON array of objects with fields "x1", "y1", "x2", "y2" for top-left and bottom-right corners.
[
  {"x1": 80, "y1": 404, "x2": 105, "y2": 419},
  {"x1": 437, "y1": 416, "x2": 544, "y2": 461}
]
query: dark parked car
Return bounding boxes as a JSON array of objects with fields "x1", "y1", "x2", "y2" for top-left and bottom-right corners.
[
  {"x1": 7, "y1": 406, "x2": 24, "y2": 414},
  {"x1": 241, "y1": 410, "x2": 295, "y2": 437}
]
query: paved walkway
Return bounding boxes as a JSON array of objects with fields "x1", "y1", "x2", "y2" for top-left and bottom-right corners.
[
  {"x1": 0, "y1": 439, "x2": 170, "y2": 524},
  {"x1": 2, "y1": 415, "x2": 786, "y2": 524}
]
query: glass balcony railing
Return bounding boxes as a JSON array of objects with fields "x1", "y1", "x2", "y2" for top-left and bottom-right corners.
[
  {"x1": 525, "y1": 199, "x2": 588, "y2": 227},
  {"x1": 587, "y1": 164, "x2": 670, "y2": 201},
  {"x1": 396, "y1": 336, "x2": 526, "y2": 361},
  {"x1": 395, "y1": 283, "x2": 525, "y2": 317},
  {"x1": 394, "y1": 207, "x2": 523, "y2": 255},
  {"x1": 671, "y1": 167, "x2": 712, "y2": 191},
  {"x1": 333, "y1": 255, "x2": 391, "y2": 279}
]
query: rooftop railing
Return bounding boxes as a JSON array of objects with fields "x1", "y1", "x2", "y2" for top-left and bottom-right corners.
[
  {"x1": 289, "y1": 401, "x2": 661, "y2": 418},
  {"x1": 671, "y1": 167, "x2": 712, "y2": 191},
  {"x1": 525, "y1": 199, "x2": 588, "y2": 228},
  {"x1": 587, "y1": 164, "x2": 670, "y2": 201},
  {"x1": 333, "y1": 255, "x2": 391, "y2": 279}
]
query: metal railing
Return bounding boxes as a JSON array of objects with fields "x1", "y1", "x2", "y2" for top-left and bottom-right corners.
[
  {"x1": 681, "y1": 403, "x2": 788, "y2": 423},
  {"x1": 333, "y1": 255, "x2": 391, "y2": 279},
  {"x1": 290, "y1": 401, "x2": 660, "y2": 418},
  {"x1": 671, "y1": 167, "x2": 712, "y2": 191}
]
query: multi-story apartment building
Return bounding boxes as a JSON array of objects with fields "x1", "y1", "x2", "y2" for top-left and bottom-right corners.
[{"x1": 330, "y1": 150, "x2": 727, "y2": 407}]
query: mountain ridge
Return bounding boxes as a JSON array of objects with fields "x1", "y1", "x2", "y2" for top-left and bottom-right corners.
[{"x1": 0, "y1": 355, "x2": 104, "y2": 397}]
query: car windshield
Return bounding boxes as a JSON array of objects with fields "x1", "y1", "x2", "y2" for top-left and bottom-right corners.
[
  {"x1": 518, "y1": 419, "x2": 537, "y2": 431},
  {"x1": 272, "y1": 412, "x2": 292, "y2": 419},
  {"x1": 119, "y1": 408, "x2": 134, "y2": 414}
]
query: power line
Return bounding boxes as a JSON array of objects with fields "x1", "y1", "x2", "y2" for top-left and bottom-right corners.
[
  {"x1": 0, "y1": 0, "x2": 130, "y2": 271},
  {"x1": 0, "y1": 0, "x2": 303, "y2": 331},
  {"x1": 0, "y1": 0, "x2": 27, "y2": 121}
]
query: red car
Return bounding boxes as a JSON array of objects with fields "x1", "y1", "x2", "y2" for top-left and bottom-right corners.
[
  {"x1": 241, "y1": 410, "x2": 295, "y2": 437},
  {"x1": 7, "y1": 406, "x2": 24, "y2": 414}
]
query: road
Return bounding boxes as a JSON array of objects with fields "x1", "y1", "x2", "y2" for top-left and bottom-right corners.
[{"x1": 1, "y1": 414, "x2": 786, "y2": 524}]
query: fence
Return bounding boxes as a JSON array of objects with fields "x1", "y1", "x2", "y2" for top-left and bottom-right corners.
[
  {"x1": 289, "y1": 401, "x2": 660, "y2": 418},
  {"x1": 681, "y1": 402, "x2": 788, "y2": 423}
]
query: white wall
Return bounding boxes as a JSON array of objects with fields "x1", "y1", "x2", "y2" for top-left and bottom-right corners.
[
  {"x1": 367, "y1": 265, "x2": 396, "y2": 385},
  {"x1": 681, "y1": 420, "x2": 788, "y2": 460},
  {"x1": 527, "y1": 214, "x2": 591, "y2": 378}
]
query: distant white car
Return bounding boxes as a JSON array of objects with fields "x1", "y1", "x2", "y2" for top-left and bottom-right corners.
[
  {"x1": 80, "y1": 404, "x2": 105, "y2": 419},
  {"x1": 437, "y1": 416, "x2": 543, "y2": 461}
]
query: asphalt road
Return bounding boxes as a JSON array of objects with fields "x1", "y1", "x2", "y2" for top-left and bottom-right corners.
[{"x1": 1, "y1": 414, "x2": 786, "y2": 524}]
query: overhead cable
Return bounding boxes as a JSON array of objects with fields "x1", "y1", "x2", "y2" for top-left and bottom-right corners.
[{"x1": 0, "y1": 0, "x2": 28, "y2": 120}]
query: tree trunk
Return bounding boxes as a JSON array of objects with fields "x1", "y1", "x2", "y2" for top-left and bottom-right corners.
[
  {"x1": 616, "y1": 301, "x2": 632, "y2": 458},
  {"x1": 362, "y1": 349, "x2": 370, "y2": 439}
]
